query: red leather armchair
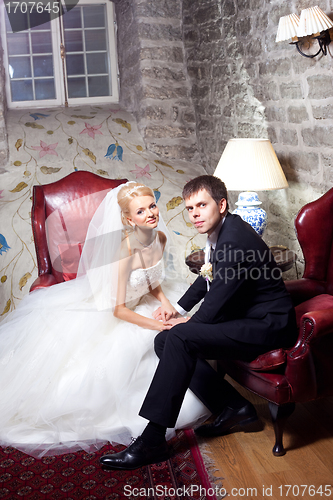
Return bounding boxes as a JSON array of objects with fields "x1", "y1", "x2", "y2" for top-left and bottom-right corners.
[
  {"x1": 30, "y1": 171, "x2": 127, "y2": 291},
  {"x1": 219, "y1": 188, "x2": 333, "y2": 456}
]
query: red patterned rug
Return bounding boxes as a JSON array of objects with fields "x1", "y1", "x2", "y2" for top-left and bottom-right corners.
[{"x1": 0, "y1": 429, "x2": 223, "y2": 500}]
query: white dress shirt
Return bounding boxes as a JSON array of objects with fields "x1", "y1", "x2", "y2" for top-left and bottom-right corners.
[{"x1": 175, "y1": 215, "x2": 226, "y2": 316}]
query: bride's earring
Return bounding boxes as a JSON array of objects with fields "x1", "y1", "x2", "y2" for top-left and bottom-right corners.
[{"x1": 126, "y1": 217, "x2": 135, "y2": 229}]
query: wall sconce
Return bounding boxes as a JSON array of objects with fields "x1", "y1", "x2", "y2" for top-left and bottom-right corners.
[{"x1": 276, "y1": 6, "x2": 333, "y2": 58}]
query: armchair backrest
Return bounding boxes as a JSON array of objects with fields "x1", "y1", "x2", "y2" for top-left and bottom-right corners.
[
  {"x1": 32, "y1": 171, "x2": 127, "y2": 283},
  {"x1": 295, "y1": 187, "x2": 333, "y2": 294}
]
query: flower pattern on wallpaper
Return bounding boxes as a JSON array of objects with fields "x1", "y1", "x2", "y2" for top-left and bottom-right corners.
[
  {"x1": 104, "y1": 143, "x2": 123, "y2": 161},
  {"x1": 31, "y1": 140, "x2": 58, "y2": 158},
  {"x1": 80, "y1": 123, "x2": 103, "y2": 139},
  {"x1": 0, "y1": 234, "x2": 10, "y2": 255},
  {"x1": 154, "y1": 190, "x2": 161, "y2": 203},
  {"x1": 0, "y1": 105, "x2": 206, "y2": 317},
  {"x1": 130, "y1": 164, "x2": 151, "y2": 179},
  {"x1": 30, "y1": 113, "x2": 50, "y2": 120}
]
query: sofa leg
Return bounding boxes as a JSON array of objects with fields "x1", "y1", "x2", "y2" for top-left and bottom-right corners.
[{"x1": 268, "y1": 402, "x2": 295, "y2": 457}]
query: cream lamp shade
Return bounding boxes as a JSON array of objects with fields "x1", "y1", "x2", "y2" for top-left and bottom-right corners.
[
  {"x1": 214, "y1": 139, "x2": 288, "y2": 236},
  {"x1": 297, "y1": 5, "x2": 333, "y2": 37},
  {"x1": 276, "y1": 13, "x2": 300, "y2": 42},
  {"x1": 214, "y1": 138, "x2": 288, "y2": 192}
]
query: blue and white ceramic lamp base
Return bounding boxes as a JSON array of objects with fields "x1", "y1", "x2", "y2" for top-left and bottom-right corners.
[{"x1": 233, "y1": 191, "x2": 267, "y2": 237}]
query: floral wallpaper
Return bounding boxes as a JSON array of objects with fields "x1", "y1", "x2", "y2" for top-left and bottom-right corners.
[{"x1": 0, "y1": 104, "x2": 206, "y2": 318}]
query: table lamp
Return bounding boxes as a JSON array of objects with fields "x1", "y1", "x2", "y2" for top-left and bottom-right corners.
[{"x1": 214, "y1": 138, "x2": 288, "y2": 236}]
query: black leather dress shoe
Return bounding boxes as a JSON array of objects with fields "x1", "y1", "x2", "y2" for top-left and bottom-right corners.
[
  {"x1": 195, "y1": 402, "x2": 258, "y2": 438},
  {"x1": 99, "y1": 436, "x2": 170, "y2": 470}
]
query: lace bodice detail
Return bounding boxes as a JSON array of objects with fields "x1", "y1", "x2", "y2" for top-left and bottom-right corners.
[{"x1": 126, "y1": 259, "x2": 165, "y2": 304}]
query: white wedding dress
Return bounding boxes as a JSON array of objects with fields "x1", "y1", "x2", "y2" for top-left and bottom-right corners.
[{"x1": 0, "y1": 204, "x2": 210, "y2": 458}]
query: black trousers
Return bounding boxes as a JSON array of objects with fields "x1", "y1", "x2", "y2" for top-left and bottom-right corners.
[{"x1": 139, "y1": 319, "x2": 275, "y2": 428}]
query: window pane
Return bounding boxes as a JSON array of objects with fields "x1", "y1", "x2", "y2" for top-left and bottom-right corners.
[
  {"x1": 35, "y1": 79, "x2": 56, "y2": 100},
  {"x1": 86, "y1": 52, "x2": 107, "y2": 74},
  {"x1": 83, "y1": 6, "x2": 105, "y2": 28},
  {"x1": 85, "y1": 30, "x2": 106, "y2": 51},
  {"x1": 63, "y1": 8, "x2": 82, "y2": 29},
  {"x1": 6, "y1": 12, "x2": 29, "y2": 32},
  {"x1": 5, "y1": 1, "x2": 117, "y2": 105},
  {"x1": 68, "y1": 77, "x2": 87, "y2": 97},
  {"x1": 64, "y1": 31, "x2": 83, "y2": 52},
  {"x1": 88, "y1": 75, "x2": 109, "y2": 97},
  {"x1": 33, "y1": 55, "x2": 54, "y2": 77},
  {"x1": 11, "y1": 80, "x2": 33, "y2": 101},
  {"x1": 66, "y1": 54, "x2": 85, "y2": 75},
  {"x1": 7, "y1": 33, "x2": 30, "y2": 55},
  {"x1": 31, "y1": 32, "x2": 52, "y2": 54},
  {"x1": 9, "y1": 56, "x2": 31, "y2": 79},
  {"x1": 30, "y1": 11, "x2": 51, "y2": 30}
]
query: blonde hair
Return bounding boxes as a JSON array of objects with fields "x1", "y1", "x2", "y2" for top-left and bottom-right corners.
[{"x1": 117, "y1": 182, "x2": 155, "y2": 226}]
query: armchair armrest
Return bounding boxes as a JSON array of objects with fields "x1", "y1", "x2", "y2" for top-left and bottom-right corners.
[
  {"x1": 244, "y1": 348, "x2": 286, "y2": 371},
  {"x1": 30, "y1": 274, "x2": 58, "y2": 292},
  {"x1": 238, "y1": 309, "x2": 333, "y2": 401},
  {"x1": 282, "y1": 307, "x2": 333, "y2": 401},
  {"x1": 240, "y1": 306, "x2": 333, "y2": 374},
  {"x1": 285, "y1": 278, "x2": 326, "y2": 306},
  {"x1": 299, "y1": 308, "x2": 333, "y2": 340}
]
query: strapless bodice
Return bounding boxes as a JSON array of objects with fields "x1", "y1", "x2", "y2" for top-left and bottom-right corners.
[{"x1": 126, "y1": 259, "x2": 165, "y2": 303}]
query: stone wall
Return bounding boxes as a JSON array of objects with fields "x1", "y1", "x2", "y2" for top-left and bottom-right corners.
[
  {"x1": 115, "y1": 0, "x2": 199, "y2": 162},
  {"x1": 0, "y1": 35, "x2": 8, "y2": 167},
  {"x1": 181, "y1": 0, "x2": 333, "y2": 275}
]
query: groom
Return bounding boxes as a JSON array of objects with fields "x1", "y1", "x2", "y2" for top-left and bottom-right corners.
[{"x1": 100, "y1": 175, "x2": 297, "y2": 470}]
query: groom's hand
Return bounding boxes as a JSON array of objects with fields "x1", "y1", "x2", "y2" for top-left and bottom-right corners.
[{"x1": 162, "y1": 317, "x2": 190, "y2": 329}]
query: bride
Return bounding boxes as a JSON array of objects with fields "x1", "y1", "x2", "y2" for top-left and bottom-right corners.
[{"x1": 0, "y1": 181, "x2": 209, "y2": 458}]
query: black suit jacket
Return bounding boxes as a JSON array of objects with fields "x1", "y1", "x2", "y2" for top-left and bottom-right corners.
[{"x1": 178, "y1": 213, "x2": 296, "y2": 347}]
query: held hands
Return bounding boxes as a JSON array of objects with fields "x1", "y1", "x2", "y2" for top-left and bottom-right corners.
[
  {"x1": 153, "y1": 301, "x2": 190, "y2": 330},
  {"x1": 153, "y1": 305, "x2": 190, "y2": 330},
  {"x1": 161, "y1": 317, "x2": 190, "y2": 330},
  {"x1": 153, "y1": 304, "x2": 178, "y2": 322}
]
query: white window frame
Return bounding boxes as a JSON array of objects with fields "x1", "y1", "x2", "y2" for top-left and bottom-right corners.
[{"x1": 0, "y1": 0, "x2": 119, "y2": 108}]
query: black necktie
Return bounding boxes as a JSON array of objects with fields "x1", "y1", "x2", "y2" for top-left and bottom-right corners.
[{"x1": 209, "y1": 244, "x2": 214, "y2": 263}]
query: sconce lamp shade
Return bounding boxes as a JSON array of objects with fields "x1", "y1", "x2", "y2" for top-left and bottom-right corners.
[
  {"x1": 276, "y1": 13, "x2": 300, "y2": 42},
  {"x1": 214, "y1": 139, "x2": 288, "y2": 192},
  {"x1": 297, "y1": 5, "x2": 333, "y2": 37}
]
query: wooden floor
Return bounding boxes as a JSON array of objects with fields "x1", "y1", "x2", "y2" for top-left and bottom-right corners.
[{"x1": 204, "y1": 380, "x2": 333, "y2": 500}]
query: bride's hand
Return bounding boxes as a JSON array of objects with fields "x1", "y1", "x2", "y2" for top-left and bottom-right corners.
[
  {"x1": 153, "y1": 305, "x2": 179, "y2": 322},
  {"x1": 152, "y1": 307, "x2": 162, "y2": 320}
]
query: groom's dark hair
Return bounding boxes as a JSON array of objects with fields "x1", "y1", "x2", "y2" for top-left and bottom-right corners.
[{"x1": 182, "y1": 175, "x2": 229, "y2": 210}]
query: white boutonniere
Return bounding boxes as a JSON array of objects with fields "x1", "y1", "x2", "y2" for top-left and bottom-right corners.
[{"x1": 200, "y1": 263, "x2": 213, "y2": 282}]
